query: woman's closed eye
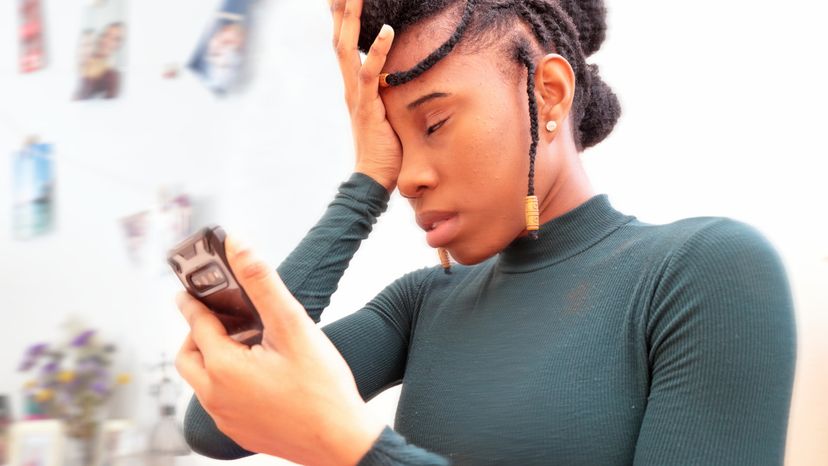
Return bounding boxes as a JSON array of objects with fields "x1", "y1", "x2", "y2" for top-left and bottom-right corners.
[{"x1": 427, "y1": 118, "x2": 449, "y2": 136}]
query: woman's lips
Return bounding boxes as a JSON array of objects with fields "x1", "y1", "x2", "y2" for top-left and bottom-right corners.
[{"x1": 418, "y1": 213, "x2": 459, "y2": 248}]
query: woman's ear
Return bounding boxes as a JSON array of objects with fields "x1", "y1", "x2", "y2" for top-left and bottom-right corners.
[{"x1": 534, "y1": 53, "x2": 575, "y2": 140}]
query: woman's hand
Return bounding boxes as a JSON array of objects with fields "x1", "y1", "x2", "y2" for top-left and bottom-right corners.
[
  {"x1": 175, "y1": 236, "x2": 386, "y2": 466},
  {"x1": 330, "y1": 0, "x2": 402, "y2": 193}
]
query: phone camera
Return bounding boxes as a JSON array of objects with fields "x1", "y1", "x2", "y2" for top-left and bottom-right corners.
[{"x1": 188, "y1": 263, "x2": 228, "y2": 292}]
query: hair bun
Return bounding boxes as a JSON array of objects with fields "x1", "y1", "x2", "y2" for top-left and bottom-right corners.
[
  {"x1": 578, "y1": 64, "x2": 621, "y2": 148},
  {"x1": 557, "y1": 0, "x2": 608, "y2": 56}
]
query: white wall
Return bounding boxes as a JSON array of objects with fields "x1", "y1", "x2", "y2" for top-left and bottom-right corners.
[{"x1": 0, "y1": 1, "x2": 825, "y2": 465}]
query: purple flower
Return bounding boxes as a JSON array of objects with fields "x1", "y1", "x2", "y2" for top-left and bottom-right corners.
[
  {"x1": 18, "y1": 359, "x2": 36, "y2": 372},
  {"x1": 26, "y1": 343, "x2": 49, "y2": 357},
  {"x1": 96, "y1": 368, "x2": 111, "y2": 380},
  {"x1": 42, "y1": 361, "x2": 59, "y2": 374},
  {"x1": 91, "y1": 380, "x2": 110, "y2": 396},
  {"x1": 71, "y1": 330, "x2": 96, "y2": 347},
  {"x1": 77, "y1": 358, "x2": 99, "y2": 374},
  {"x1": 18, "y1": 343, "x2": 49, "y2": 371}
]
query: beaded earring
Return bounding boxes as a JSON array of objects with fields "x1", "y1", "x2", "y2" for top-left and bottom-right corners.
[
  {"x1": 438, "y1": 248, "x2": 452, "y2": 274},
  {"x1": 525, "y1": 195, "x2": 540, "y2": 238}
]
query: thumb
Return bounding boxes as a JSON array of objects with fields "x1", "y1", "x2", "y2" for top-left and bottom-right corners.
[{"x1": 224, "y1": 234, "x2": 311, "y2": 348}]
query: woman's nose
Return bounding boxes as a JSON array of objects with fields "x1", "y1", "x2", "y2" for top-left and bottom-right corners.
[{"x1": 397, "y1": 151, "x2": 438, "y2": 199}]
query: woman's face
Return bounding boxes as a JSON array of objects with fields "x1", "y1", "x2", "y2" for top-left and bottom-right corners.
[{"x1": 380, "y1": 20, "x2": 562, "y2": 266}]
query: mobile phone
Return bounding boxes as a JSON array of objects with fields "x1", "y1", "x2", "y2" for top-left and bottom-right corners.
[{"x1": 167, "y1": 225, "x2": 263, "y2": 346}]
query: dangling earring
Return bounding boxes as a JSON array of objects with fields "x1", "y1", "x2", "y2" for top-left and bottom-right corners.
[
  {"x1": 545, "y1": 120, "x2": 558, "y2": 132},
  {"x1": 525, "y1": 195, "x2": 539, "y2": 239},
  {"x1": 437, "y1": 248, "x2": 452, "y2": 274}
]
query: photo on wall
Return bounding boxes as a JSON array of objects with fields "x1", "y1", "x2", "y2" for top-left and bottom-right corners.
[
  {"x1": 19, "y1": 0, "x2": 47, "y2": 73},
  {"x1": 73, "y1": 0, "x2": 127, "y2": 100},
  {"x1": 119, "y1": 188, "x2": 207, "y2": 274},
  {"x1": 12, "y1": 139, "x2": 55, "y2": 240},
  {"x1": 188, "y1": 0, "x2": 253, "y2": 95},
  {"x1": 120, "y1": 211, "x2": 150, "y2": 266},
  {"x1": 7, "y1": 420, "x2": 65, "y2": 466}
]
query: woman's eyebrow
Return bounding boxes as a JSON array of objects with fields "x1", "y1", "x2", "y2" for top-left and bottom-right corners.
[{"x1": 407, "y1": 92, "x2": 452, "y2": 111}]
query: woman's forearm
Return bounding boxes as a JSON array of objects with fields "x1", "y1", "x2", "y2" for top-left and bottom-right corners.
[{"x1": 276, "y1": 171, "x2": 392, "y2": 322}]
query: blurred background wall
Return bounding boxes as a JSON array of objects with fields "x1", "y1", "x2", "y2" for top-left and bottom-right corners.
[{"x1": 0, "y1": 0, "x2": 825, "y2": 465}]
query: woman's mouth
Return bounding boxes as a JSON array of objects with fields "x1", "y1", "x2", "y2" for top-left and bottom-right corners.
[{"x1": 416, "y1": 212, "x2": 460, "y2": 248}]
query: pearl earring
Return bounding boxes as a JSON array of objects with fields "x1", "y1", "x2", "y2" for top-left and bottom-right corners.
[{"x1": 545, "y1": 120, "x2": 558, "y2": 132}]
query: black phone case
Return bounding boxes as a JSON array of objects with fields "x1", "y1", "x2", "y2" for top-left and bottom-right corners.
[{"x1": 167, "y1": 225, "x2": 263, "y2": 346}]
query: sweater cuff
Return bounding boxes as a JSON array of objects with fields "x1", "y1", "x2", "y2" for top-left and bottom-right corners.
[
  {"x1": 340, "y1": 172, "x2": 392, "y2": 212},
  {"x1": 356, "y1": 426, "x2": 450, "y2": 466}
]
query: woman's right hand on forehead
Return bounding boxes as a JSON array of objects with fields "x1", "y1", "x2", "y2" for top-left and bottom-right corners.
[{"x1": 329, "y1": 0, "x2": 402, "y2": 193}]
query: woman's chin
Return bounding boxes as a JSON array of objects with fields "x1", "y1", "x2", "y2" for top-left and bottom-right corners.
[{"x1": 444, "y1": 244, "x2": 496, "y2": 267}]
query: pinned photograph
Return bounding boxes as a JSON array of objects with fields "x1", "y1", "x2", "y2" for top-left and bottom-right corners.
[
  {"x1": 93, "y1": 420, "x2": 134, "y2": 466},
  {"x1": 19, "y1": 0, "x2": 47, "y2": 73},
  {"x1": 119, "y1": 188, "x2": 205, "y2": 272},
  {"x1": 119, "y1": 211, "x2": 150, "y2": 266},
  {"x1": 188, "y1": 0, "x2": 252, "y2": 95},
  {"x1": 74, "y1": 0, "x2": 127, "y2": 100},
  {"x1": 12, "y1": 139, "x2": 55, "y2": 240},
  {"x1": 7, "y1": 420, "x2": 65, "y2": 466}
]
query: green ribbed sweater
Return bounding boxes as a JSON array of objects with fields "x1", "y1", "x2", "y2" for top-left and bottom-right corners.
[{"x1": 183, "y1": 172, "x2": 796, "y2": 465}]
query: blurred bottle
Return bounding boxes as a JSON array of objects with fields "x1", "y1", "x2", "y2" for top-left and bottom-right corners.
[{"x1": 0, "y1": 395, "x2": 11, "y2": 464}]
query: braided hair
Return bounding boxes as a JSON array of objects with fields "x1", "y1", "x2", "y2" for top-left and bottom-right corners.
[{"x1": 361, "y1": 0, "x2": 621, "y2": 239}]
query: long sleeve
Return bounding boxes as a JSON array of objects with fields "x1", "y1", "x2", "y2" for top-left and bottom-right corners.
[
  {"x1": 633, "y1": 218, "x2": 797, "y2": 465},
  {"x1": 277, "y1": 171, "x2": 392, "y2": 323},
  {"x1": 183, "y1": 172, "x2": 451, "y2": 465}
]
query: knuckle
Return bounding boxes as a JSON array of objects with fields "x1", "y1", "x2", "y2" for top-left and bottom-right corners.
[
  {"x1": 335, "y1": 44, "x2": 349, "y2": 59},
  {"x1": 238, "y1": 257, "x2": 272, "y2": 283},
  {"x1": 190, "y1": 307, "x2": 208, "y2": 328},
  {"x1": 174, "y1": 352, "x2": 186, "y2": 373},
  {"x1": 330, "y1": 0, "x2": 344, "y2": 13},
  {"x1": 369, "y1": 43, "x2": 387, "y2": 58},
  {"x1": 358, "y1": 68, "x2": 374, "y2": 83}
]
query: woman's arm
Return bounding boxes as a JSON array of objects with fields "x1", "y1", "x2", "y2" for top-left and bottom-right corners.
[
  {"x1": 633, "y1": 219, "x2": 796, "y2": 465},
  {"x1": 183, "y1": 172, "x2": 451, "y2": 463},
  {"x1": 277, "y1": 171, "x2": 392, "y2": 322},
  {"x1": 183, "y1": 266, "x2": 449, "y2": 464}
]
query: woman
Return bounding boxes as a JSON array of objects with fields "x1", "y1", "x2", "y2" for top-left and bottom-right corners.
[{"x1": 174, "y1": 0, "x2": 796, "y2": 464}]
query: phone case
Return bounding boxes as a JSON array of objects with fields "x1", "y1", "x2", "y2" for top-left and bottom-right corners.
[{"x1": 167, "y1": 225, "x2": 263, "y2": 345}]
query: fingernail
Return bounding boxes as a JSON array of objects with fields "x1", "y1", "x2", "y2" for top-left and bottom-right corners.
[
  {"x1": 225, "y1": 234, "x2": 246, "y2": 257},
  {"x1": 175, "y1": 291, "x2": 189, "y2": 308},
  {"x1": 379, "y1": 24, "x2": 392, "y2": 39}
]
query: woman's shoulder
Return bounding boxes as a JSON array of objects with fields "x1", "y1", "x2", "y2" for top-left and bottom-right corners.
[
  {"x1": 623, "y1": 215, "x2": 782, "y2": 267},
  {"x1": 631, "y1": 216, "x2": 791, "y2": 306},
  {"x1": 657, "y1": 216, "x2": 780, "y2": 264}
]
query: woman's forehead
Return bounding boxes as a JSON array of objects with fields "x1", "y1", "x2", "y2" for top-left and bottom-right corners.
[
  {"x1": 381, "y1": 42, "x2": 505, "y2": 110},
  {"x1": 381, "y1": 7, "x2": 464, "y2": 73}
]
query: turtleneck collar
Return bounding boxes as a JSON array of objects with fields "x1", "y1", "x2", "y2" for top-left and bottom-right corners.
[{"x1": 496, "y1": 194, "x2": 635, "y2": 273}]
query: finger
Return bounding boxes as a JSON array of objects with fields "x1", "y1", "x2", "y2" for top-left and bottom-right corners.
[
  {"x1": 175, "y1": 291, "x2": 245, "y2": 361},
  {"x1": 175, "y1": 333, "x2": 210, "y2": 392},
  {"x1": 358, "y1": 24, "x2": 394, "y2": 105},
  {"x1": 335, "y1": 0, "x2": 364, "y2": 109},
  {"x1": 329, "y1": 0, "x2": 345, "y2": 49},
  {"x1": 224, "y1": 235, "x2": 311, "y2": 349}
]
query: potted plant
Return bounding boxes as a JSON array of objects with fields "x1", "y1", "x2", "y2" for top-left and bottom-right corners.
[{"x1": 17, "y1": 321, "x2": 130, "y2": 465}]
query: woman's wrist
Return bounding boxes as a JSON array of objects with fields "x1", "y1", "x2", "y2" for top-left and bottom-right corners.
[
  {"x1": 354, "y1": 165, "x2": 396, "y2": 193},
  {"x1": 323, "y1": 405, "x2": 387, "y2": 466}
]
